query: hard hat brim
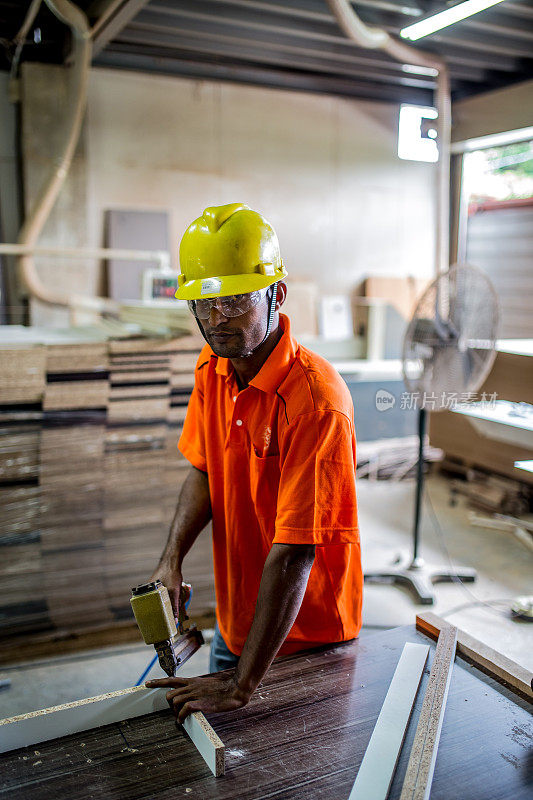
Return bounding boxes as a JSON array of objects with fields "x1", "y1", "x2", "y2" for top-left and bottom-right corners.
[{"x1": 175, "y1": 266, "x2": 288, "y2": 300}]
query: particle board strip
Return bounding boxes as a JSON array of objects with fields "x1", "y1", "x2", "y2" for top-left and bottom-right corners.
[
  {"x1": 0, "y1": 684, "x2": 225, "y2": 777},
  {"x1": 183, "y1": 711, "x2": 225, "y2": 776},
  {"x1": 348, "y1": 642, "x2": 429, "y2": 800},
  {"x1": 399, "y1": 625, "x2": 457, "y2": 800},
  {"x1": 416, "y1": 612, "x2": 532, "y2": 700},
  {"x1": 0, "y1": 685, "x2": 167, "y2": 754}
]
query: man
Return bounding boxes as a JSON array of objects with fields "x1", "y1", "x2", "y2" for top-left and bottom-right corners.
[{"x1": 146, "y1": 203, "x2": 362, "y2": 722}]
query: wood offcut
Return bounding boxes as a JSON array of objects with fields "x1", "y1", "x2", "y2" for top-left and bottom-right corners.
[
  {"x1": 416, "y1": 611, "x2": 532, "y2": 700},
  {"x1": 400, "y1": 624, "x2": 457, "y2": 800},
  {"x1": 183, "y1": 712, "x2": 225, "y2": 777}
]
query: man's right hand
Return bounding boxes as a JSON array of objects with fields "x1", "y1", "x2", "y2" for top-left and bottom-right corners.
[{"x1": 149, "y1": 565, "x2": 190, "y2": 625}]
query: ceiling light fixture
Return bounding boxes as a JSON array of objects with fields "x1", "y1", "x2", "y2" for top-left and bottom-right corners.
[
  {"x1": 402, "y1": 64, "x2": 439, "y2": 76},
  {"x1": 400, "y1": 0, "x2": 507, "y2": 41}
]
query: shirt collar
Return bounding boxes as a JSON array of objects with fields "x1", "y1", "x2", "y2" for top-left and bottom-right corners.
[
  {"x1": 249, "y1": 313, "x2": 297, "y2": 394},
  {"x1": 212, "y1": 313, "x2": 297, "y2": 392},
  {"x1": 215, "y1": 353, "x2": 231, "y2": 379}
]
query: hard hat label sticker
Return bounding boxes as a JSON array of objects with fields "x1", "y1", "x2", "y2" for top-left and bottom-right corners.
[{"x1": 201, "y1": 278, "x2": 222, "y2": 295}]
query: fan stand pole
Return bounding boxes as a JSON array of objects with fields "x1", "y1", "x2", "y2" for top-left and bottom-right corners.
[
  {"x1": 412, "y1": 406, "x2": 426, "y2": 564},
  {"x1": 364, "y1": 407, "x2": 477, "y2": 605}
]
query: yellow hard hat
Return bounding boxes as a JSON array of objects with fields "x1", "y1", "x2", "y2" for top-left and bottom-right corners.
[{"x1": 175, "y1": 202, "x2": 287, "y2": 300}]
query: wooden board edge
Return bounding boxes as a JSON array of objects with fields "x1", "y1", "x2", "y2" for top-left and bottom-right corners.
[
  {"x1": 183, "y1": 711, "x2": 225, "y2": 777},
  {"x1": 416, "y1": 612, "x2": 532, "y2": 701},
  {"x1": 400, "y1": 625, "x2": 457, "y2": 800}
]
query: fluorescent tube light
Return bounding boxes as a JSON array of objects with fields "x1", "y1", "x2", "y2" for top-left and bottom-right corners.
[
  {"x1": 515, "y1": 460, "x2": 533, "y2": 474},
  {"x1": 451, "y1": 126, "x2": 533, "y2": 154},
  {"x1": 401, "y1": 64, "x2": 439, "y2": 77},
  {"x1": 400, "y1": 0, "x2": 507, "y2": 41}
]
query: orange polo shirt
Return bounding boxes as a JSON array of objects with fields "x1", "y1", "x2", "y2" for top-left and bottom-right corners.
[{"x1": 178, "y1": 313, "x2": 362, "y2": 656}]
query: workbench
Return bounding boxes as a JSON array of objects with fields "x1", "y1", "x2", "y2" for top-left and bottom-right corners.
[{"x1": 1, "y1": 625, "x2": 531, "y2": 799}]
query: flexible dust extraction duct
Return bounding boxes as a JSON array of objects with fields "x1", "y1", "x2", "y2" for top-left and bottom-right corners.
[
  {"x1": 16, "y1": 0, "x2": 117, "y2": 315},
  {"x1": 326, "y1": 0, "x2": 451, "y2": 275}
]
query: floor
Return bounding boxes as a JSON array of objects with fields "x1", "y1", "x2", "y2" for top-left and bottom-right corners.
[{"x1": 1, "y1": 474, "x2": 531, "y2": 719}]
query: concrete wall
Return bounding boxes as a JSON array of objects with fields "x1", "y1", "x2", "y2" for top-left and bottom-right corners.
[
  {"x1": 22, "y1": 65, "x2": 437, "y2": 327},
  {"x1": 21, "y1": 64, "x2": 93, "y2": 328}
]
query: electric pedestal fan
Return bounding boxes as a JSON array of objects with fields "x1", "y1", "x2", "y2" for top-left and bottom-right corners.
[{"x1": 364, "y1": 263, "x2": 499, "y2": 604}]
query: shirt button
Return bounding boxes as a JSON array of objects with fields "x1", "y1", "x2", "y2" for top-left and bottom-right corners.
[{"x1": 236, "y1": 419, "x2": 243, "y2": 426}]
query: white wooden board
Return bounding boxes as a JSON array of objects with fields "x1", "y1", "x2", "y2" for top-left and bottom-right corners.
[
  {"x1": 348, "y1": 642, "x2": 430, "y2": 800},
  {"x1": 0, "y1": 685, "x2": 225, "y2": 777},
  {"x1": 0, "y1": 685, "x2": 168, "y2": 754}
]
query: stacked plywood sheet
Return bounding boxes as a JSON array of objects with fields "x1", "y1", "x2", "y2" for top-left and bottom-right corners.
[
  {"x1": 40, "y1": 417, "x2": 108, "y2": 631},
  {"x1": 0, "y1": 345, "x2": 46, "y2": 406},
  {"x1": 103, "y1": 426, "x2": 169, "y2": 616},
  {"x1": 0, "y1": 359, "x2": 44, "y2": 638},
  {"x1": 0, "y1": 327, "x2": 215, "y2": 658}
]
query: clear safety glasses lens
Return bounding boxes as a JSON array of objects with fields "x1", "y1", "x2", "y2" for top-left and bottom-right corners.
[{"x1": 188, "y1": 288, "x2": 267, "y2": 320}]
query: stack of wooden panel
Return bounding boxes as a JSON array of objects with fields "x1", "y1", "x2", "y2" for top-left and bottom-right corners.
[
  {"x1": 103, "y1": 336, "x2": 206, "y2": 618},
  {"x1": 0, "y1": 344, "x2": 46, "y2": 407},
  {"x1": 0, "y1": 344, "x2": 46, "y2": 637},
  {"x1": 104, "y1": 338, "x2": 174, "y2": 615},
  {"x1": 0, "y1": 328, "x2": 215, "y2": 659},
  {"x1": 0, "y1": 411, "x2": 43, "y2": 637},
  {"x1": 39, "y1": 341, "x2": 110, "y2": 631},
  {"x1": 40, "y1": 418, "x2": 108, "y2": 631}
]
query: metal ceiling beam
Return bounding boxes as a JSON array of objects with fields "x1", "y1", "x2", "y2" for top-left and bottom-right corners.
[
  {"x1": 145, "y1": 1, "x2": 342, "y2": 42},
  {"x1": 123, "y1": 18, "x2": 488, "y2": 83},
  {"x1": 119, "y1": 25, "x2": 437, "y2": 88},
  {"x1": 128, "y1": 17, "x2": 406, "y2": 72},
  {"x1": 95, "y1": 45, "x2": 435, "y2": 104},
  {"x1": 460, "y1": 16, "x2": 533, "y2": 43},
  {"x1": 426, "y1": 29, "x2": 533, "y2": 60},
  {"x1": 91, "y1": 0, "x2": 151, "y2": 56},
  {"x1": 135, "y1": 6, "x2": 522, "y2": 73},
  {"x1": 164, "y1": 0, "x2": 422, "y2": 23},
  {"x1": 136, "y1": 3, "x2": 524, "y2": 69},
  {"x1": 498, "y1": 2, "x2": 533, "y2": 21},
  {"x1": 88, "y1": 0, "x2": 532, "y2": 102}
]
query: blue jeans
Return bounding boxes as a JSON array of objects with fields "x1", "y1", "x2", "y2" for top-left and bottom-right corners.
[{"x1": 209, "y1": 621, "x2": 239, "y2": 673}]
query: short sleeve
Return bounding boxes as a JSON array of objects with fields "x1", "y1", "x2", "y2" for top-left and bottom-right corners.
[
  {"x1": 273, "y1": 410, "x2": 359, "y2": 546},
  {"x1": 178, "y1": 368, "x2": 207, "y2": 472}
]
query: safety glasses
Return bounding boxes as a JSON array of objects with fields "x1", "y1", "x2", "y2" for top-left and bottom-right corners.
[{"x1": 187, "y1": 288, "x2": 268, "y2": 320}]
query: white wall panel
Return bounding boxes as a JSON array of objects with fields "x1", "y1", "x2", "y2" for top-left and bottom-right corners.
[{"x1": 23, "y1": 65, "x2": 437, "y2": 325}]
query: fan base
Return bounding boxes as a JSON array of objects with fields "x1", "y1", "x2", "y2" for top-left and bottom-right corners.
[{"x1": 364, "y1": 553, "x2": 477, "y2": 605}]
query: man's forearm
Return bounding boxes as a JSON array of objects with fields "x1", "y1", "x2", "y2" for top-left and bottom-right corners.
[
  {"x1": 145, "y1": 542, "x2": 316, "y2": 722},
  {"x1": 234, "y1": 543, "x2": 316, "y2": 698},
  {"x1": 158, "y1": 466, "x2": 212, "y2": 570}
]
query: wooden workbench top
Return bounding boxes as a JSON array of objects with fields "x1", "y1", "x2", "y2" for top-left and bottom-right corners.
[{"x1": 1, "y1": 625, "x2": 531, "y2": 799}]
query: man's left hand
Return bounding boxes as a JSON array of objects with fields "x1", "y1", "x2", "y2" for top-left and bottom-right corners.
[{"x1": 145, "y1": 674, "x2": 250, "y2": 723}]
